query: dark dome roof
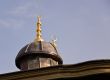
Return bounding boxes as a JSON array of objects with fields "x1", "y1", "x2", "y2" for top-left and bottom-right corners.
[{"x1": 15, "y1": 41, "x2": 63, "y2": 69}]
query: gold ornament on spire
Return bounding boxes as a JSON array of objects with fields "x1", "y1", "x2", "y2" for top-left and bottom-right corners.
[{"x1": 35, "y1": 16, "x2": 43, "y2": 42}]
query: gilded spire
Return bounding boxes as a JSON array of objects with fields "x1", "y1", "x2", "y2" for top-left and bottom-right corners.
[{"x1": 35, "y1": 16, "x2": 43, "y2": 42}]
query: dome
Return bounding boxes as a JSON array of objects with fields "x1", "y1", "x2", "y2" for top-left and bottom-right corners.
[
  {"x1": 15, "y1": 41, "x2": 63, "y2": 70},
  {"x1": 15, "y1": 17, "x2": 63, "y2": 70}
]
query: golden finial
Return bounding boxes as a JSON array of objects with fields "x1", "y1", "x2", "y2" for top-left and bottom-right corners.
[{"x1": 35, "y1": 16, "x2": 43, "y2": 42}]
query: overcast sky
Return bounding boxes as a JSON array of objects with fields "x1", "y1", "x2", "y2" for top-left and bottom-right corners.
[{"x1": 0, "y1": 0, "x2": 110, "y2": 74}]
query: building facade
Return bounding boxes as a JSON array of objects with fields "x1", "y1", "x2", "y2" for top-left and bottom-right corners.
[{"x1": 0, "y1": 17, "x2": 110, "y2": 80}]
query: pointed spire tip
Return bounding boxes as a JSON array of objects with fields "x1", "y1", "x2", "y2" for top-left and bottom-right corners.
[{"x1": 34, "y1": 16, "x2": 43, "y2": 42}]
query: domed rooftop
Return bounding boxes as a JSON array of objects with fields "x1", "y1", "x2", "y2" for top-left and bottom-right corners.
[
  {"x1": 15, "y1": 41, "x2": 63, "y2": 69},
  {"x1": 15, "y1": 17, "x2": 63, "y2": 70}
]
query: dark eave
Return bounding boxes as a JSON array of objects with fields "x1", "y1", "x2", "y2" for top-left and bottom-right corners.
[{"x1": 1, "y1": 59, "x2": 110, "y2": 80}]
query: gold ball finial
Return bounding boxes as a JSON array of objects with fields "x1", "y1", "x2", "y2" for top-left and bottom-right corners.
[
  {"x1": 35, "y1": 16, "x2": 43, "y2": 42},
  {"x1": 37, "y1": 16, "x2": 41, "y2": 26}
]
